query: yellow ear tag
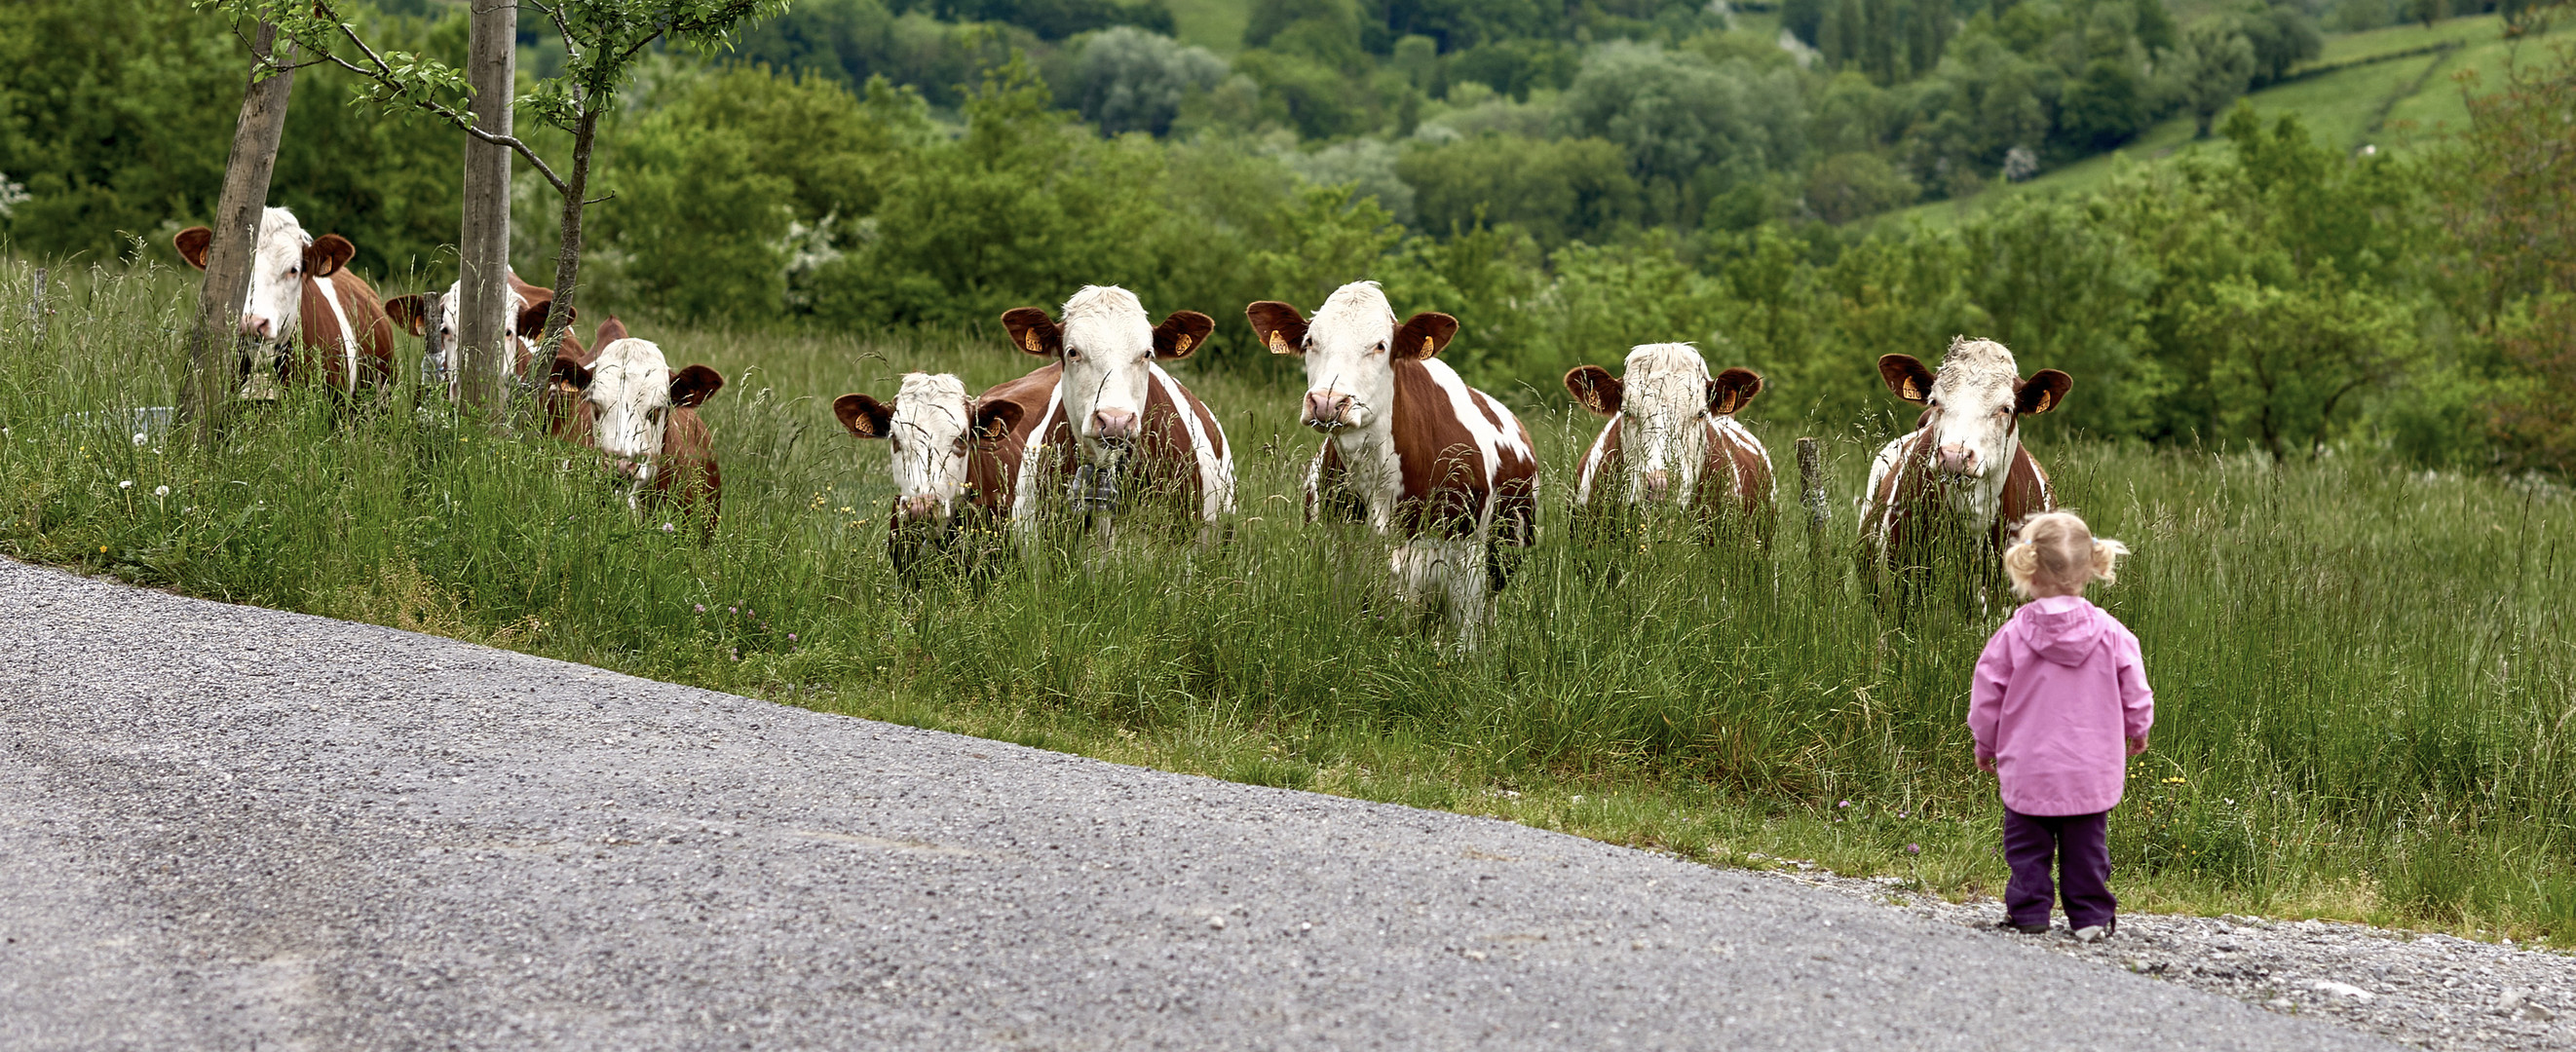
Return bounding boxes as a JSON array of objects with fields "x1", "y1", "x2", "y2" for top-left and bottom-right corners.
[
  {"x1": 1422, "y1": 336, "x2": 1436, "y2": 355},
  {"x1": 1174, "y1": 334, "x2": 1193, "y2": 353},
  {"x1": 1902, "y1": 379, "x2": 1920, "y2": 400},
  {"x1": 1268, "y1": 331, "x2": 1292, "y2": 355},
  {"x1": 1022, "y1": 330, "x2": 1043, "y2": 354}
]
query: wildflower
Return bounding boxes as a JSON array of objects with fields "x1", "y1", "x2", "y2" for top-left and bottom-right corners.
[
  {"x1": 694, "y1": 603, "x2": 706, "y2": 613},
  {"x1": 118, "y1": 480, "x2": 133, "y2": 489},
  {"x1": 152, "y1": 485, "x2": 169, "y2": 497},
  {"x1": 1837, "y1": 800, "x2": 1852, "y2": 808},
  {"x1": 1905, "y1": 844, "x2": 1921, "y2": 855},
  {"x1": 661, "y1": 522, "x2": 675, "y2": 533},
  {"x1": 786, "y1": 632, "x2": 798, "y2": 641},
  {"x1": 132, "y1": 432, "x2": 146, "y2": 446},
  {"x1": 729, "y1": 606, "x2": 738, "y2": 615},
  {"x1": 98, "y1": 545, "x2": 107, "y2": 552}
]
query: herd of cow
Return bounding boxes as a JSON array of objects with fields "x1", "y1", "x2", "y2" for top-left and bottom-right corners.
[{"x1": 172, "y1": 207, "x2": 2077, "y2": 641}]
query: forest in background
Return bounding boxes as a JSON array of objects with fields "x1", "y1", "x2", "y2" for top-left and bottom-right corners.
[{"x1": 1, "y1": 0, "x2": 2572, "y2": 471}]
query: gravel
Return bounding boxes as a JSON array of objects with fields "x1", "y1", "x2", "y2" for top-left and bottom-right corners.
[
  {"x1": 1756, "y1": 863, "x2": 2576, "y2": 1050},
  {"x1": 0, "y1": 556, "x2": 2403, "y2": 1050}
]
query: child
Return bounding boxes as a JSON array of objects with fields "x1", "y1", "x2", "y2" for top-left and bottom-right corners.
[{"x1": 1970, "y1": 510, "x2": 2153, "y2": 942}]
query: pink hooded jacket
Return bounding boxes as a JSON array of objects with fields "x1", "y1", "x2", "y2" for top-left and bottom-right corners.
[{"x1": 1970, "y1": 594, "x2": 2155, "y2": 816}]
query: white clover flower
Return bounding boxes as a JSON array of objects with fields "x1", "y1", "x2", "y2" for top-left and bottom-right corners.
[
  {"x1": 153, "y1": 485, "x2": 170, "y2": 497},
  {"x1": 661, "y1": 522, "x2": 675, "y2": 533},
  {"x1": 118, "y1": 480, "x2": 133, "y2": 489},
  {"x1": 132, "y1": 432, "x2": 147, "y2": 446}
]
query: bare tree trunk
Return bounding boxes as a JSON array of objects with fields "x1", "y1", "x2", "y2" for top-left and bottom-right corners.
[
  {"x1": 178, "y1": 23, "x2": 296, "y2": 447},
  {"x1": 540, "y1": 101, "x2": 601, "y2": 357},
  {"x1": 456, "y1": 0, "x2": 516, "y2": 414}
]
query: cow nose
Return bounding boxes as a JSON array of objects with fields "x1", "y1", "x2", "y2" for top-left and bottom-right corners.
[
  {"x1": 899, "y1": 495, "x2": 942, "y2": 522},
  {"x1": 607, "y1": 457, "x2": 643, "y2": 480},
  {"x1": 1090, "y1": 408, "x2": 1138, "y2": 444},
  {"x1": 1303, "y1": 391, "x2": 1354, "y2": 430},
  {"x1": 1643, "y1": 470, "x2": 1672, "y2": 502},
  {"x1": 238, "y1": 315, "x2": 272, "y2": 339},
  {"x1": 1936, "y1": 443, "x2": 1978, "y2": 473}
]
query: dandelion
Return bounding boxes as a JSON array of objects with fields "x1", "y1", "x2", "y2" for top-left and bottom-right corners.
[
  {"x1": 153, "y1": 485, "x2": 169, "y2": 497},
  {"x1": 118, "y1": 479, "x2": 133, "y2": 489}
]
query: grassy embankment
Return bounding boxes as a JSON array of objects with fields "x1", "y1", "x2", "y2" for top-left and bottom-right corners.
[
  {"x1": 3, "y1": 259, "x2": 2571, "y2": 941},
  {"x1": 1892, "y1": 13, "x2": 2569, "y2": 228}
]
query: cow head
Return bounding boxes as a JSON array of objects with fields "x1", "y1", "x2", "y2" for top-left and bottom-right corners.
[
  {"x1": 1249, "y1": 281, "x2": 1455, "y2": 434},
  {"x1": 1002, "y1": 286, "x2": 1209, "y2": 463},
  {"x1": 1567, "y1": 344, "x2": 1761, "y2": 506},
  {"x1": 389, "y1": 274, "x2": 557, "y2": 393},
  {"x1": 836, "y1": 372, "x2": 1024, "y2": 527},
  {"x1": 174, "y1": 207, "x2": 354, "y2": 354},
  {"x1": 550, "y1": 338, "x2": 723, "y2": 488},
  {"x1": 1879, "y1": 337, "x2": 2069, "y2": 481}
]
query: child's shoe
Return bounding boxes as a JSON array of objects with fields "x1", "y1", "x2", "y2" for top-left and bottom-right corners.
[
  {"x1": 1995, "y1": 920, "x2": 2050, "y2": 935},
  {"x1": 2071, "y1": 920, "x2": 2116, "y2": 943}
]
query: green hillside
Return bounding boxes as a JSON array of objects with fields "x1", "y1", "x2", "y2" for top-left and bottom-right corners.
[{"x1": 1894, "y1": 13, "x2": 2563, "y2": 228}]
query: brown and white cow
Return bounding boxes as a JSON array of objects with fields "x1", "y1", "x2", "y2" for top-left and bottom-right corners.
[
  {"x1": 174, "y1": 207, "x2": 397, "y2": 399},
  {"x1": 1565, "y1": 343, "x2": 1776, "y2": 545},
  {"x1": 1857, "y1": 336, "x2": 2070, "y2": 597},
  {"x1": 548, "y1": 334, "x2": 725, "y2": 538},
  {"x1": 834, "y1": 371, "x2": 1035, "y2": 579},
  {"x1": 1000, "y1": 286, "x2": 1234, "y2": 532},
  {"x1": 383, "y1": 270, "x2": 572, "y2": 396},
  {"x1": 1248, "y1": 281, "x2": 1538, "y2": 647}
]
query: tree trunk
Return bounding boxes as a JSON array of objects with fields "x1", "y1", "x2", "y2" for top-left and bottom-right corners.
[
  {"x1": 456, "y1": 0, "x2": 516, "y2": 413},
  {"x1": 178, "y1": 23, "x2": 296, "y2": 447},
  {"x1": 540, "y1": 101, "x2": 601, "y2": 357}
]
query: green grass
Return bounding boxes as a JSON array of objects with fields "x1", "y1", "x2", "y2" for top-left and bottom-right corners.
[
  {"x1": 1165, "y1": 0, "x2": 1248, "y2": 54},
  {"x1": 6, "y1": 258, "x2": 2575, "y2": 943}
]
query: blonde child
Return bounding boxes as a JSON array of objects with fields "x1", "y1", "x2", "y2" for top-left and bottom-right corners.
[{"x1": 1970, "y1": 511, "x2": 2154, "y2": 942}]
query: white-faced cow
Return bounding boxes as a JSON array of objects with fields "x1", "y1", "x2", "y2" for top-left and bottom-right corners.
[
  {"x1": 1000, "y1": 285, "x2": 1234, "y2": 533},
  {"x1": 834, "y1": 371, "x2": 1033, "y2": 579},
  {"x1": 1565, "y1": 343, "x2": 1776, "y2": 545},
  {"x1": 1247, "y1": 281, "x2": 1538, "y2": 647},
  {"x1": 1857, "y1": 336, "x2": 2070, "y2": 597},
  {"x1": 173, "y1": 207, "x2": 397, "y2": 399},
  {"x1": 548, "y1": 335, "x2": 725, "y2": 538},
  {"x1": 383, "y1": 270, "x2": 571, "y2": 397}
]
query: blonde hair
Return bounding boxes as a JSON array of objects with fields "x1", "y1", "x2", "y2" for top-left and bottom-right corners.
[{"x1": 2004, "y1": 511, "x2": 2131, "y2": 599}]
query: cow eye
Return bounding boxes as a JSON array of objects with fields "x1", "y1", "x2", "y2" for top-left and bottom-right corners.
[
  {"x1": 1370, "y1": 342, "x2": 1386, "y2": 355},
  {"x1": 951, "y1": 436, "x2": 968, "y2": 456},
  {"x1": 1066, "y1": 348, "x2": 1082, "y2": 361}
]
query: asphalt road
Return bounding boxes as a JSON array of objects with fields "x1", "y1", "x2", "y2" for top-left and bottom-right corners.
[{"x1": 0, "y1": 556, "x2": 2396, "y2": 1051}]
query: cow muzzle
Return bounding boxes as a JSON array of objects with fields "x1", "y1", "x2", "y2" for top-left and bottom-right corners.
[
  {"x1": 1642, "y1": 470, "x2": 1673, "y2": 503},
  {"x1": 1936, "y1": 443, "x2": 1981, "y2": 475},
  {"x1": 1089, "y1": 408, "x2": 1138, "y2": 445},
  {"x1": 1303, "y1": 391, "x2": 1356, "y2": 431},
  {"x1": 605, "y1": 457, "x2": 653, "y2": 483},
  {"x1": 896, "y1": 494, "x2": 945, "y2": 524},
  {"x1": 239, "y1": 315, "x2": 277, "y2": 340}
]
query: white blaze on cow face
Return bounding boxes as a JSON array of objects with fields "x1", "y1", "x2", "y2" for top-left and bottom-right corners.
[
  {"x1": 1878, "y1": 337, "x2": 2069, "y2": 526},
  {"x1": 577, "y1": 339, "x2": 679, "y2": 485},
  {"x1": 1000, "y1": 286, "x2": 1214, "y2": 473},
  {"x1": 1617, "y1": 344, "x2": 1711, "y2": 504},
  {"x1": 237, "y1": 207, "x2": 312, "y2": 348},
  {"x1": 1291, "y1": 282, "x2": 1402, "y2": 433}
]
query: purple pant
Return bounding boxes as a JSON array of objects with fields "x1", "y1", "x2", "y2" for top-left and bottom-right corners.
[{"x1": 2002, "y1": 808, "x2": 2115, "y2": 929}]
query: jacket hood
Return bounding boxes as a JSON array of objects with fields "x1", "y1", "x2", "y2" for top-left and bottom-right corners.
[{"x1": 2020, "y1": 595, "x2": 2106, "y2": 666}]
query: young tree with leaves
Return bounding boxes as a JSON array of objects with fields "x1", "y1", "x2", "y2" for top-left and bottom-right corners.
[{"x1": 207, "y1": 0, "x2": 789, "y2": 366}]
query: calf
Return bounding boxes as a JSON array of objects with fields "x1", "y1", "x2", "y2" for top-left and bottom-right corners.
[
  {"x1": 1857, "y1": 336, "x2": 2070, "y2": 599},
  {"x1": 548, "y1": 336, "x2": 726, "y2": 537},
  {"x1": 383, "y1": 270, "x2": 571, "y2": 396},
  {"x1": 1000, "y1": 286, "x2": 1234, "y2": 534},
  {"x1": 1247, "y1": 281, "x2": 1538, "y2": 647},
  {"x1": 1565, "y1": 344, "x2": 1775, "y2": 545},
  {"x1": 835, "y1": 371, "x2": 1034, "y2": 579},
  {"x1": 174, "y1": 207, "x2": 397, "y2": 399}
]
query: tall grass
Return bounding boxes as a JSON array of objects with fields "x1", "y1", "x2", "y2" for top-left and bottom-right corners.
[{"x1": 5, "y1": 257, "x2": 2572, "y2": 940}]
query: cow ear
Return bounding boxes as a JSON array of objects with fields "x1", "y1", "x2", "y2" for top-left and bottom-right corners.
[
  {"x1": 173, "y1": 227, "x2": 213, "y2": 270},
  {"x1": 384, "y1": 294, "x2": 429, "y2": 336},
  {"x1": 514, "y1": 300, "x2": 560, "y2": 338},
  {"x1": 593, "y1": 316, "x2": 627, "y2": 347},
  {"x1": 1393, "y1": 312, "x2": 1459, "y2": 359},
  {"x1": 670, "y1": 364, "x2": 725, "y2": 408},
  {"x1": 1878, "y1": 354, "x2": 1935, "y2": 404},
  {"x1": 306, "y1": 234, "x2": 356, "y2": 279},
  {"x1": 2017, "y1": 369, "x2": 2071, "y2": 416},
  {"x1": 834, "y1": 394, "x2": 894, "y2": 438},
  {"x1": 1245, "y1": 301, "x2": 1308, "y2": 356},
  {"x1": 1001, "y1": 307, "x2": 1063, "y2": 357},
  {"x1": 550, "y1": 354, "x2": 593, "y2": 394},
  {"x1": 1564, "y1": 365, "x2": 1622, "y2": 416},
  {"x1": 972, "y1": 398, "x2": 1025, "y2": 442},
  {"x1": 1153, "y1": 310, "x2": 1215, "y2": 360},
  {"x1": 1708, "y1": 367, "x2": 1763, "y2": 416}
]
